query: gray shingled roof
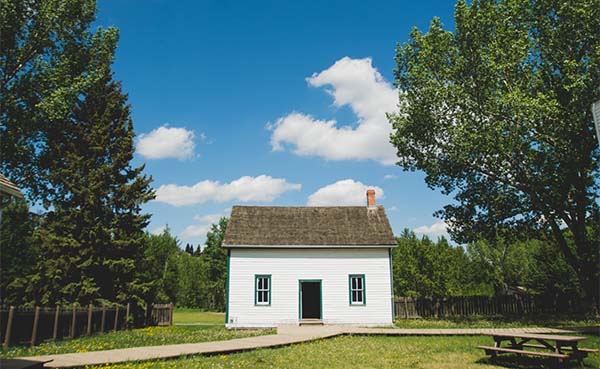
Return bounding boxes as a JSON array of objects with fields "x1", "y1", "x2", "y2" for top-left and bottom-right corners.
[
  {"x1": 223, "y1": 206, "x2": 396, "y2": 248},
  {"x1": 0, "y1": 174, "x2": 23, "y2": 198}
]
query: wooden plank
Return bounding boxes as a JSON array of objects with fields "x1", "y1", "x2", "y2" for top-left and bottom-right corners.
[
  {"x1": 114, "y1": 305, "x2": 119, "y2": 332},
  {"x1": 125, "y1": 303, "x2": 131, "y2": 329},
  {"x1": 70, "y1": 305, "x2": 77, "y2": 338},
  {"x1": 53, "y1": 306, "x2": 60, "y2": 340},
  {"x1": 477, "y1": 345, "x2": 569, "y2": 359},
  {"x1": 490, "y1": 333, "x2": 587, "y2": 342},
  {"x1": 30, "y1": 306, "x2": 40, "y2": 346},
  {"x1": 100, "y1": 305, "x2": 106, "y2": 333},
  {"x1": 3, "y1": 306, "x2": 15, "y2": 348},
  {"x1": 86, "y1": 304, "x2": 93, "y2": 335},
  {"x1": 518, "y1": 343, "x2": 598, "y2": 353}
]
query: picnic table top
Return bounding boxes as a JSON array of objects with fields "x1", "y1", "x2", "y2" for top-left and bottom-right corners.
[{"x1": 489, "y1": 332, "x2": 587, "y2": 342}]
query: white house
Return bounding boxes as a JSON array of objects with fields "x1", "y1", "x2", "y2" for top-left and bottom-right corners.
[{"x1": 223, "y1": 190, "x2": 396, "y2": 328}]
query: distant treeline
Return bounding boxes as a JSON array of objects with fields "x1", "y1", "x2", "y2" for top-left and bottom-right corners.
[
  {"x1": 145, "y1": 219, "x2": 228, "y2": 311},
  {"x1": 392, "y1": 229, "x2": 584, "y2": 307}
]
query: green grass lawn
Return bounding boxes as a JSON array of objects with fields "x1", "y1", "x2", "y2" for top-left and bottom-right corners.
[
  {"x1": 0, "y1": 309, "x2": 271, "y2": 358},
  {"x1": 85, "y1": 334, "x2": 600, "y2": 369},
  {"x1": 172, "y1": 309, "x2": 225, "y2": 325}
]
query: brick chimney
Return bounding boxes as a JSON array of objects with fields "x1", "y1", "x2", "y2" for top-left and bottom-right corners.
[{"x1": 366, "y1": 189, "x2": 376, "y2": 207}]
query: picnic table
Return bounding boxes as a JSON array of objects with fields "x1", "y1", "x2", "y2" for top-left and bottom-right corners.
[{"x1": 477, "y1": 332, "x2": 598, "y2": 364}]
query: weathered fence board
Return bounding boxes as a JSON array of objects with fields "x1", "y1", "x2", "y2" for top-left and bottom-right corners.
[
  {"x1": 150, "y1": 303, "x2": 173, "y2": 326},
  {"x1": 394, "y1": 295, "x2": 581, "y2": 319},
  {"x1": 1, "y1": 302, "x2": 171, "y2": 347}
]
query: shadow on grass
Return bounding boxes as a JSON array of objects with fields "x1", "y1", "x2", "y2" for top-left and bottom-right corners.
[{"x1": 477, "y1": 355, "x2": 594, "y2": 369}]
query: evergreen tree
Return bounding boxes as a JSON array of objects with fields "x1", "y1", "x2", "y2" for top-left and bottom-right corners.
[
  {"x1": 0, "y1": 198, "x2": 38, "y2": 305},
  {"x1": 29, "y1": 66, "x2": 154, "y2": 305}
]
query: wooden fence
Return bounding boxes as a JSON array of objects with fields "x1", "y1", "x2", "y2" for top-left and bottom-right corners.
[
  {"x1": 1, "y1": 303, "x2": 172, "y2": 347},
  {"x1": 394, "y1": 295, "x2": 574, "y2": 319},
  {"x1": 150, "y1": 303, "x2": 173, "y2": 326}
]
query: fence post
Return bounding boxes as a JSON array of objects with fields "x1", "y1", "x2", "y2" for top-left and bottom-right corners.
[
  {"x1": 100, "y1": 304, "x2": 106, "y2": 333},
  {"x1": 87, "y1": 304, "x2": 93, "y2": 335},
  {"x1": 70, "y1": 304, "x2": 77, "y2": 338},
  {"x1": 3, "y1": 306, "x2": 15, "y2": 348},
  {"x1": 30, "y1": 306, "x2": 40, "y2": 346},
  {"x1": 403, "y1": 297, "x2": 408, "y2": 319},
  {"x1": 169, "y1": 303, "x2": 173, "y2": 326},
  {"x1": 113, "y1": 304, "x2": 119, "y2": 332},
  {"x1": 125, "y1": 303, "x2": 130, "y2": 329},
  {"x1": 53, "y1": 305, "x2": 60, "y2": 340}
]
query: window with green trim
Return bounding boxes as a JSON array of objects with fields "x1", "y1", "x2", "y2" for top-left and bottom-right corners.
[
  {"x1": 255, "y1": 275, "x2": 271, "y2": 305},
  {"x1": 349, "y1": 275, "x2": 365, "y2": 305}
]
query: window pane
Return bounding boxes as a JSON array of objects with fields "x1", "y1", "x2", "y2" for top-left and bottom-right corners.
[
  {"x1": 352, "y1": 278, "x2": 356, "y2": 289},
  {"x1": 357, "y1": 291, "x2": 363, "y2": 302},
  {"x1": 257, "y1": 291, "x2": 262, "y2": 302},
  {"x1": 258, "y1": 278, "x2": 263, "y2": 290},
  {"x1": 263, "y1": 291, "x2": 269, "y2": 303},
  {"x1": 263, "y1": 278, "x2": 269, "y2": 290},
  {"x1": 352, "y1": 291, "x2": 357, "y2": 302},
  {"x1": 356, "y1": 277, "x2": 362, "y2": 290}
]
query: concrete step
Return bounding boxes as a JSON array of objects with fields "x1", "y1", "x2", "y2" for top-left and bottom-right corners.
[{"x1": 299, "y1": 319, "x2": 323, "y2": 326}]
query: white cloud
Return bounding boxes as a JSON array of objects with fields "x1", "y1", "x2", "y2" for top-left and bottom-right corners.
[
  {"x1": 136, "y1": 125, "x2": 195, "y2": 160},
  {"x1": 307, "y1": 179, "x2": 384, "y2": 206},
  {"x1": 155, "y1": 175, "x2": 302, "y2": 206},
  {"x1": 383, "y1": 174, "x2": 398, "y2": 180},
  {"x1": 268, "y1": 57, "x2": 398, "y2": 165},
  {"x1": 388, "y1": 206, "x2": 398, "y2": 211},
  {"x1": 414, "y1": 220, "x2": 448, "y2": 237},
  {"x1": 180, "y1": 224, "x2": 211, "y2": 239},
  {"x1": 150, "y1": 225, "x2": 166, "y2": 235},
  {"x1": 180, "y1": 208, "x2": 232, "y2": 244},
  {"x1": 193, "y1": 208, "x2": 231, "y2": 224}
]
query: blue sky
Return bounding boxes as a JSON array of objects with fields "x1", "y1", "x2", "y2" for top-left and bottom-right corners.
[{"x1": 95, "y1": 0, "x2": 458, "y2": 247}]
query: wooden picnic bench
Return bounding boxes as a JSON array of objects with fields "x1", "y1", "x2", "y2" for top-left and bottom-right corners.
[{"x1": 477, "y1": 332, "x2": 598, "y2": 364}]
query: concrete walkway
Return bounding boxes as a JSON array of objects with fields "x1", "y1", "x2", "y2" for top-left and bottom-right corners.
[{"x1": 20, "y1": 326, "x2": 573, "y2": 368}]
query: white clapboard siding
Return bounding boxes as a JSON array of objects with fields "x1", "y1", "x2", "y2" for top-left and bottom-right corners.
[{"x1": 227, "y1": 248, "x2": 393, "y2": 328}]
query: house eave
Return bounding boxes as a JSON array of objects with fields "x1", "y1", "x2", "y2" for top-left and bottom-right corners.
[{"x1": 222, "y1": 244, "x2": 397, "y2": 249}]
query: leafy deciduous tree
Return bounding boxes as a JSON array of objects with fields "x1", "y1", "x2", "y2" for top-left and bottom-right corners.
[{"x1": 389, "y1": 0, "x2": 600, "y2": 306}]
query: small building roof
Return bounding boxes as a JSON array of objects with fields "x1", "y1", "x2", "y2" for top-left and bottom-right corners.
[
  {"x1": 223, "y1": 205, "x2": 396, "y2": 248},
  {"x1": 0, "y1": 174, "x2": 23, "y2": 198}
]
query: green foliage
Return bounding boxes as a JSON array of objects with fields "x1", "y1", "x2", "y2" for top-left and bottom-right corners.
[
  {"x1": 1, "y1": 0, "x2": 111, "y2": 201},
  {"x1": 27, "y1": 72, "x2": 154, "y2": 305},
  {"x1": 1, "y1": 1, "x2": 154, "y2": 306},
  {"x1": 0, "y1": 198, "x2": 38, "y2": 305},
  {"x1": 175, "y1": 252, "x2": 207, "y2": 308},
  {"x1": 393, "y1": 229, "x2": 492, "y2": 298},
  {"x1": 141, "y1": 219, "x2": 229, "y2": 310},
  {"x1": 393, "y1": 228, "x2": 587, "y2": 306},
  {"x1": 200, "y1": 217, "x2": 228, "y2": 311},
  {"x1": 143, "y1": 227, "x2": 181, "y2": 305},
  {"x1": 467, "y1": 238, "x2": 538, "y2": 295},
  {"x1": 389, "y1": 0, "x2": 600, "y2": 306}
]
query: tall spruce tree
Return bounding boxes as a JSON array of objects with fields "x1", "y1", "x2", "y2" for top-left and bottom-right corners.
[{"x1": 29, "y1": 54, "x2": 154, "y2": 305}]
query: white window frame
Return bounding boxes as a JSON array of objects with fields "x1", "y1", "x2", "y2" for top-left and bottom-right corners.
[
  {"x1": 255, "y1": 275, "x2": 271, "y2": 306},
  {"x1": 349, "y1": 274, "x2": 366, "y2": 305}
]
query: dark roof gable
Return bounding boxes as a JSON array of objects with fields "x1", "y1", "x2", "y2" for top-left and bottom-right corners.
[{"x1": 223, "y1": 205, "x2": 396, "y2": 248}]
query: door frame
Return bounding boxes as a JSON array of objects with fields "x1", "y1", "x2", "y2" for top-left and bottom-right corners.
[{"x1": 298, "y1": 279, "x2": 322, "y2": 320}]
